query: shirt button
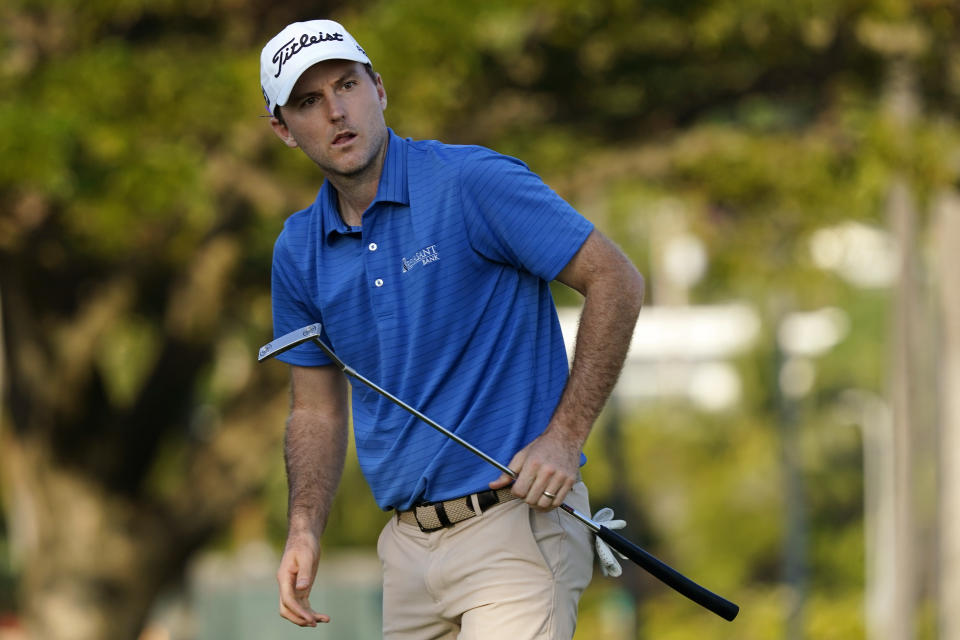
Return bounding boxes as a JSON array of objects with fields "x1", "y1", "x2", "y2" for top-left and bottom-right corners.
[
  {"x1": 368, "y1": 242, "x2": 378, "y2": 251},
  {"x1": 375, "y1": 278, "x2": 384, "y2": 287}
]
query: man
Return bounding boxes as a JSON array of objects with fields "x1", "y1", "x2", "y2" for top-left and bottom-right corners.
[{"x1": 260, "y1": 18, "x2": 644, "y2": 639}]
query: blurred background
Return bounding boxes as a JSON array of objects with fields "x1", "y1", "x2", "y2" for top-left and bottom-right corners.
[{"x1": 1, "y1": 0, "x2": 958, "y2": 638}]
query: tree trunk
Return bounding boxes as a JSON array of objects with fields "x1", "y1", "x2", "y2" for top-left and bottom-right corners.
[
  {"x1": 857, "y1": 390, "x2": 897, "y2": 640},
  {"x1": 934, "y1": 190, "x2": 960, "y2": 640},
  {"x1": 4, "y1": 435, "x2": 171, "y2": 640},
  {"x1": 887, "y1": 176, "x2": 920, "y2": 640},
  {"x1": 1, "y1": 393, "x2": 288, "y2": 640},
  {"x1": 0, "y1": 250, "x2": 289, "y2": 639},
  {"x1": 883, "y1": 50, "x2": 925, "y2": 640}
]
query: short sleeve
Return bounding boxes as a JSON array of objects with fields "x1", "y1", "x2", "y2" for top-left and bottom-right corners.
[
  {"x1": 270, "y1": 230, "x2": 333, "y2": 367},
  {"x1": 459, "y1": 150, "x2": 593, "y2": 280}
]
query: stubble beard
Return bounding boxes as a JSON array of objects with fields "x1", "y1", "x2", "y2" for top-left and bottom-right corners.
[{"x1": 318, "y1": 126, "x2": 388, "y2": 182}]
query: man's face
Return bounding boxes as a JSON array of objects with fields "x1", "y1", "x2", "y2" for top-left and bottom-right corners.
[{"x1": 271, "y1": 60, "x2": 388, "y2": 180}]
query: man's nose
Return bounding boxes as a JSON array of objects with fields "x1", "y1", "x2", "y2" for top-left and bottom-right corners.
[{"x1": 326, "y1": 95, "x2": 346, "y2": 121}]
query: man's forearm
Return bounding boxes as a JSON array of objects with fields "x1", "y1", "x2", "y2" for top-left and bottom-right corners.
[
  {"x1": 550, "y1": 277, "x2": 643, "y2": 446},
  {"x1": 487, "y1": 231, "x2": 643, "y2": 504},
  {"x1": 549, "y1": 232, "x2": 644, "y2": 448},
  {"x1": 284, "y1": 408, "x2": 348, "y2": 537}
]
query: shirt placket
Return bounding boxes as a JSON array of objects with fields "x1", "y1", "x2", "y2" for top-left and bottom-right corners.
[{"x1": 363, "y1": 219, "x2": 395, "y2": 321}]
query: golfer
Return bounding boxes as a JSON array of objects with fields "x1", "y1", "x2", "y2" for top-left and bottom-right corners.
[{"x1": 261, "y1": 19, "x2": 644, "y2": 639}]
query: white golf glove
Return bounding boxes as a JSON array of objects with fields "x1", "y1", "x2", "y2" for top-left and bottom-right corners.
[{"x1": 592, "y1": 507, "x2": 628, "y2": 577}]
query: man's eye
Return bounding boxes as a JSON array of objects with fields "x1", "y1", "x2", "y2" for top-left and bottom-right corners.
[
  {"x1": 302, "y1": 96, "x2": 318, "y2": 106},
  {"x1": 343, "y1": 81, "x2": 357, "y2": 90}
]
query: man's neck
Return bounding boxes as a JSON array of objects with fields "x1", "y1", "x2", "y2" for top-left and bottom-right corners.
[
  {"x1": 328, "y1": 135, "x2": 389, "y2": 228},
  {"x1": 333, "y1": 176, "x2": 377, "y2": 227}
]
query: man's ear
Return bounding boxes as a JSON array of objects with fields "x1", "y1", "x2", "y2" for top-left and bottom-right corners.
[
  {"x1": 375, "y1": 74, "x2": 387, "y2": 110},
  {"x1": 269, "y1": 116, "x2": 299, "y2": 148}
]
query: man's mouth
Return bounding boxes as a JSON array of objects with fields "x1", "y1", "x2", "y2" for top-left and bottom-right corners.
[{"x1": 332, "y1": 132, "x2": 357, "y2": 146}]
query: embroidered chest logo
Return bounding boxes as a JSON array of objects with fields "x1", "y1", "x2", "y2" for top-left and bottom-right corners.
[{"x1": 401, "y1": 244, "x2": 439, "y2": 273}]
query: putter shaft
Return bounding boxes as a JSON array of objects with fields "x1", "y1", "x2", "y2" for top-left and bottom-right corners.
[
  {"x1": 334, "y1": 352, "x2": 603, "y2": 535},
  {"x1": 258, "y1": 325, "x2": 738, "y2": 620}
]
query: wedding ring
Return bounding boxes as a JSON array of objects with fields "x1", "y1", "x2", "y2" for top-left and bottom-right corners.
[{"x1": 542, "y1": 490, "x2": 557, "y2": 499}]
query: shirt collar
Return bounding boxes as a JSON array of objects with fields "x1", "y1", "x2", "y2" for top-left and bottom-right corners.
[{"x1": 318, "y1": 128, "x2": 409, "y2": 241}]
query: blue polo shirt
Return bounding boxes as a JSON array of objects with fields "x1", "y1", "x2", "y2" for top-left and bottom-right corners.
[{"x1": 271, "y1": 129, "x2": 593, "y2": 511}]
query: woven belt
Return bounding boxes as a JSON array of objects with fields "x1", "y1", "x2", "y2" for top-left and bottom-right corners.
[{"x1": 398, "y1": 487, "x2": 517, "y2": 532}]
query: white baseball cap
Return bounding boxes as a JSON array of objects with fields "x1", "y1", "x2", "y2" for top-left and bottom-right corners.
[{"x1": 260, "y1": 19, "x2": 371, "y2": 116}]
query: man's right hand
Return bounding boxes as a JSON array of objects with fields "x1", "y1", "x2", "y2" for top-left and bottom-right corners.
[{"x1": 277, "y1": 532, "x2": 330, "y2": 626}]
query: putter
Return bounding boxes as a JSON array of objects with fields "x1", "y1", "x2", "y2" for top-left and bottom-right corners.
[{"x1": 259, "y1": 323, "x2": 740, "y2": 622}]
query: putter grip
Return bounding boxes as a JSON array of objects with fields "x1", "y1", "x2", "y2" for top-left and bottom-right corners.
[{"x1": 596, "y1": 525, "x2": 740, "y2": 621}]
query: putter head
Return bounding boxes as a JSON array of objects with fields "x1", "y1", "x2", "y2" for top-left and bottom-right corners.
[{"x1": 258, "y1": 323, "x2": 323, "y2": 362}]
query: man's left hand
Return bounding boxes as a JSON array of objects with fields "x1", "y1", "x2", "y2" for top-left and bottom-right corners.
[{"x1": 488, "y1": 429, "x2": 581, "y2": 510}]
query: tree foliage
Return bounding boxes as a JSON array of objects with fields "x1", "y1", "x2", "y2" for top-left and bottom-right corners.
[{"x1": 2, "y1": 0, "x2": 959, "y2": 638}]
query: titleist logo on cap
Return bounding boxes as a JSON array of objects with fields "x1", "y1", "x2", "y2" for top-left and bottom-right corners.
[
  {"x1": 260, "y1": 20, "x2": 370, "y2": 113},
  {"x1": 271, "y1": 31, "x2": 345, "y2": 78}
]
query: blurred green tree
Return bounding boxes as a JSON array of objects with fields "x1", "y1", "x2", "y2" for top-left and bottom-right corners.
[
  {"x1": 1, "y1": 1, "x2": 959, "y2": 639},
  {"x1": 0, "y1": 1, "x2": 352, "y2": 638}
]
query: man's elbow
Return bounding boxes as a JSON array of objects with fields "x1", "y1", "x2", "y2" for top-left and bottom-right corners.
[
  {"x1": 590, "y1": 252, "x2": 644, "y2": 317},
  {"x1": 624, "y1": 266, "x2": 645, "y2": 317}
]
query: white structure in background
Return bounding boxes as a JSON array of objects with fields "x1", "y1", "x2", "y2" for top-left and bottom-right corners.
[
  {"x1": 560, "y1": 220, "x2": 761, "y2": 412},
  {"x1": 557, "y1": 303, "x2": 761, "y2": 412},
  {"x1": 809, "y1": 222, "x2": 898, "y2": 289},
  {"x1": 662, "y1": 233, "x2": 709, "y2": 291},
  {"x1": 777, "y1": 307, "x2": 851, "y2": 398}
]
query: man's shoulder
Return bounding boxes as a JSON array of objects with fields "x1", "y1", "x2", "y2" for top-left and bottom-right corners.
[
  {"x1": 275, "y1": 201, "x2": 320, "y2": 249},
  {"x1": 404, "y1": 136, "x2": 525, "y2": 171},
  {"x1": 281, "y1": 204, "x2": 315, "y2": 231}
]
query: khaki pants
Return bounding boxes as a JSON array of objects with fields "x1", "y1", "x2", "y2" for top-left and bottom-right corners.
[{"x1": 378, "y1": 482, "x2": 594, "y2": 640}]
